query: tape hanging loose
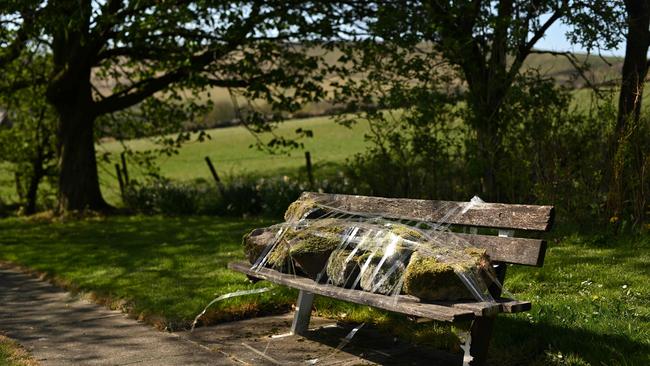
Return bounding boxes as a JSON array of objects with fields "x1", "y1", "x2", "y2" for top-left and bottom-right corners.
[
  {"x1": 191, "y1": 287, "x2": 272, "y2": 331},
  {"x1": 306, "y1": 322, "x2": 366, "y2": 365}
]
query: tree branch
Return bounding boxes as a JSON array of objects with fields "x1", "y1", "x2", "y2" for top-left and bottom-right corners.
[
  {"x1": 0, "y1": 7, "x2": 40, "y2": 67},
  {"x1": 530, "y1": 49, "x2": 605, "y2": 98},
  {"x1": 94, "y1": 70, "x2": 184, "y2": 115},
  {"x1": 93, "y1": 2, "x2": 268, "y2": 115},
  {"x1": 506, "y1": 1, "x2": 568, "y2": 84},
  {"x1": 520, "y1": 1, "x2": 567, "y2": 56}
]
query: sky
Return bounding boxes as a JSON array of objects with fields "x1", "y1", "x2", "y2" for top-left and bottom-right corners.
[{"x1": 535, "y1": 20, "x2": 626, "y2": 57}]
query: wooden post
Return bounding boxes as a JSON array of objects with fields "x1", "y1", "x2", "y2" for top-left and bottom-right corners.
[
  {"x1": 465, "y1": 229, "x2": 515, "y2": 365},
  {"x1": 120, "y1": 152, "x2": 129, "y2": 185},
  {"x1": 204, "y1": 156, "x2": 225, "y2": 194},
  {"x1": 304, "y1": 151, "x2": 314, "y2": 188},
  {"x1": 204, "y1": 156, "x2": 221, "y2": 183},
  {"x1": 467, "y1": 316, "x2": 496, "y2": 366},
  {"x1": 115, "y1": 164, "x2": 125, "y2": 199},
  {"x1": 290, "y1": 290, "x2": 315, "y2": 335},
  {"x1": 490, "y1": 229, "x2": 514, "y2": 297}
]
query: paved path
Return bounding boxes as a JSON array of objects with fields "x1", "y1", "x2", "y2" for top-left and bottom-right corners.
[
  {"x1": 0, "y1": 263, "x2": 461, "y2": 365},
  {"x1": 0, "y1": 263, "x2": 236, "y2": 365}
]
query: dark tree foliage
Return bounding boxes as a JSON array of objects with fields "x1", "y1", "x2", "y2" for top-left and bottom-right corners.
[
  {"x1": 1, "y1": 1, "x2": 348, "y2": 211},
  {"x1": 0, "y1": 86, "x2": 58, "y2": 215},
  {"x1": 0, "y1": 34, "x2": 57, "y2": 214},
  {"x1": 333, "y1": 0, "x2": 622, "y2": 201}
]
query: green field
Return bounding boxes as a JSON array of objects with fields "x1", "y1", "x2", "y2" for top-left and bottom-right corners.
[
  {"x1": 0, "y1": 50, "x2": 630, "y2": 208},
  {"x1": 97, "y1": 116, "x2": 370, "y2": 205},
  {"x1": 0, "y1": 81, "x2": 636, "y2": 209},
  {"x1": 0, "y1": 216, "x2": 647, "y2": 365},
  {"x1": 0, "y1": 116, "x2": 371, "y2": 207}
]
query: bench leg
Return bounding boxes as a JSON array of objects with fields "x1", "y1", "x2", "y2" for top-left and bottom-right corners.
[
  {"x1": 465, "y1": 316, "x2": 496, "y2": 366},
  {"x1": 290, "y1": 290, "x2": 315, "y2": 335}
]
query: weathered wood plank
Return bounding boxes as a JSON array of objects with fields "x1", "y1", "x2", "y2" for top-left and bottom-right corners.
[
  {"x1": 229, "y1": 261, "x2": 475, "y2": 322},
  {"x1": 496, "y1": 298, "x2": 531, "y2": 313},
  {"x1": 434, "y1": 301, "x2": 501, "y2": 317},
  {"x1": 390, "y1": 294, "x2": 501, "y2": 317},
  {"x1": 297, "y1": 192, "x2": 555, "y2": 231},
  {"x1": 243, "y1": 227, "x2": 547, "y2": 267},
  {"x1": 396, "y1": 297, "x2": 530, "y2": 320},
  {"x1": 443, "y1": 232, "x2": 547, "y2": 267}
]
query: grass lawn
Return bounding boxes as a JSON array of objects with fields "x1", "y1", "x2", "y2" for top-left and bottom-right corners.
[
  {"x1": 0, "y1": 334, "x2": 37, "y2": 366},
  {"x1": 0, "y1": 215, "x2": 648, "y2": 365},
  {"x1": 0, "y1": 215, "x2": 297, "y2": 328}
]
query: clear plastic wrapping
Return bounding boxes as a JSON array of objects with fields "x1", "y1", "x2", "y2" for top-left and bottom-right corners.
[{"x1": 245, "y1": 195, "x2": 503, "y2": 304}]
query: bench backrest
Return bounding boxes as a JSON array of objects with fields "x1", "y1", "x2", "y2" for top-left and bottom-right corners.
[{"x1": 299, "y1": 192, "x2": 555, "y2": 267}]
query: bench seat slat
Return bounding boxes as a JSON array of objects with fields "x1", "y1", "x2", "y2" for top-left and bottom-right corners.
[
  {"x1": 300, "y1": 192, "x2": 554, "y2": 231},
  {"x1": 230, "y1": 261, "x2": 481, "y2": 322},
  {"x1": 401, "y1": 298, "x2": 530, "y2": 316},
  {"x1": 390, "y1": 295, "x2": 501, "y2": 317},
  {"x1": 496, "y1": 298, "x2": 532, "y2": 313},
  {"x1": 422, "y1": 299, "x2": 531, "y2": 314}
]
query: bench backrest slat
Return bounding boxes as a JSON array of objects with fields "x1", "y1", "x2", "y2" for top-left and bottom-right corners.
[
  {"x1": 301, "y1": 192, "x2": 554, "y2": 231},
  {"x1": 447, "y1": 232, "x2": 546, "y2": 266},
  {"x1": 299, "y1": 192, "x2": 553, "y2": 267}
]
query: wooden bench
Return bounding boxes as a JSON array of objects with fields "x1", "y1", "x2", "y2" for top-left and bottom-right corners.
[{"x1": 229, "y1": 192, "x2": 554, "y2": 366}]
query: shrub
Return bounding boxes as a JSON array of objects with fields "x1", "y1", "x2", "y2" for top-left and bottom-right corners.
[
  {"x1": 123, "y1": 174, "x2": 355, "y2": 218},
  {"x1": 340, "y1": 71, "x2": 616, "y2": 224},
  {"x1": 124, "y1": 180, "x2": 199, "y2": 215}
]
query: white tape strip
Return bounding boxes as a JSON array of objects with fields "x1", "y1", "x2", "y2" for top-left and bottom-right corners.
[{"x1": 191, "y1": 287, "x2": 272, "y2": 331}]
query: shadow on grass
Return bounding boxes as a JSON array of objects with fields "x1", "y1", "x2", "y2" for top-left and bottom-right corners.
[
  {"x1": 301, "y1": 323, "x2": 463, "y2": 366},
  {"x1": 0, "y1": 215, "x2": 298, "y2": 329},
  {"x1": 1, "y1": 217, "x2": 648, "y2": 365},
  {"x1": 491, "y1": 307, "x2": 649, "y2": 366}
]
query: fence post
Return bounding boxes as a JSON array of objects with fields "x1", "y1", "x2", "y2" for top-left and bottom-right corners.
[
  {"x1": 204, "y1": 156, "x2": 225, "y2": 194},
  {"x1": 115, "y1": 164, "x2": 125, "y2": 200},
  {"x1": 305, "y1": 151, "x2": 314, "y2": 188},
  {"x1": 120, "y1": 152, "x2": 129, "y2": 186}
]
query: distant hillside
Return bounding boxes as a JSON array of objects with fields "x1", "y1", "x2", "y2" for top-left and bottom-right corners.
[
  {"x1": 91, "y1": 49, "x2": 625, "y2": 131},
  {"x1": 524, "y1": 51, "x2": 623, "y2": 88}
]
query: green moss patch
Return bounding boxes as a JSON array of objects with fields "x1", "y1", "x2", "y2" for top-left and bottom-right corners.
[
  {"x1": 327, "y1": 249, "x2": 361, "y2": 288},
  {"x1": 359, "y1": 255, "x2": 406, "y2": 295},
  {"x1": 403, "y1": 251, "x2": 474, "y2": 301}
]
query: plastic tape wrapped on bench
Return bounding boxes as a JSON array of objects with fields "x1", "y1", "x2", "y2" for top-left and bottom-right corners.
[{"x1": 244, "y1": 195, "x2": 502, "y2": 303}]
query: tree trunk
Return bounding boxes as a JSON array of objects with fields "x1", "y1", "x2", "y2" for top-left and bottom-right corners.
[
  {"x1": 55, "y1": 105, "x2": 109, "y2": 212},
  {"x1": 608, "y1": 0, "x2": 650, "y2": 225},
  {"x1": 14, "y1": 172, "x2": 24, "y2": 200},
  {"x1": 24, "y1": 110, "x2": 48, "y2": 215},
  {"x1": 24, "y1": 162, "x2": 43, "y2": 215},
  {"x1": 47, "y1": 29, "x2": 110, "y2": 213},
  {"x1": 461, "y1": 0, "x2": 512, "y2": 203},
  {"x1": 475, "y1": 122, "x2": 501, "y2": 201},
  {"x1": 466, "y1": 78, "x2": 507, "y2": 202},
  {"x1": 57, "y1": 112, "x2": 108, "y2": 212}
]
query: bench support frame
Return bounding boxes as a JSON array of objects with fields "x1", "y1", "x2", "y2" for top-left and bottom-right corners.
[
  {"x1": 468, "y1": 316, "x2": 496, "y2": 365},
  {"x1": 291, "y1": 290, "x2": 315, "y2": 335},
  {"x1": 463, "y1": 228, "x2": 513, "y2": 365}
]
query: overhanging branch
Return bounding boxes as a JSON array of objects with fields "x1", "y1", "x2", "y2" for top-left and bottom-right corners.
[{"x1": 530, "y1": 49, "x2": 605, "y2": 98}]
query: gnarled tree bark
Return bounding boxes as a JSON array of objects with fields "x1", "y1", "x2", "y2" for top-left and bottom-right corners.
[{"x1": 607, "y1": 0, "x2": 650, "y2": 226}]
